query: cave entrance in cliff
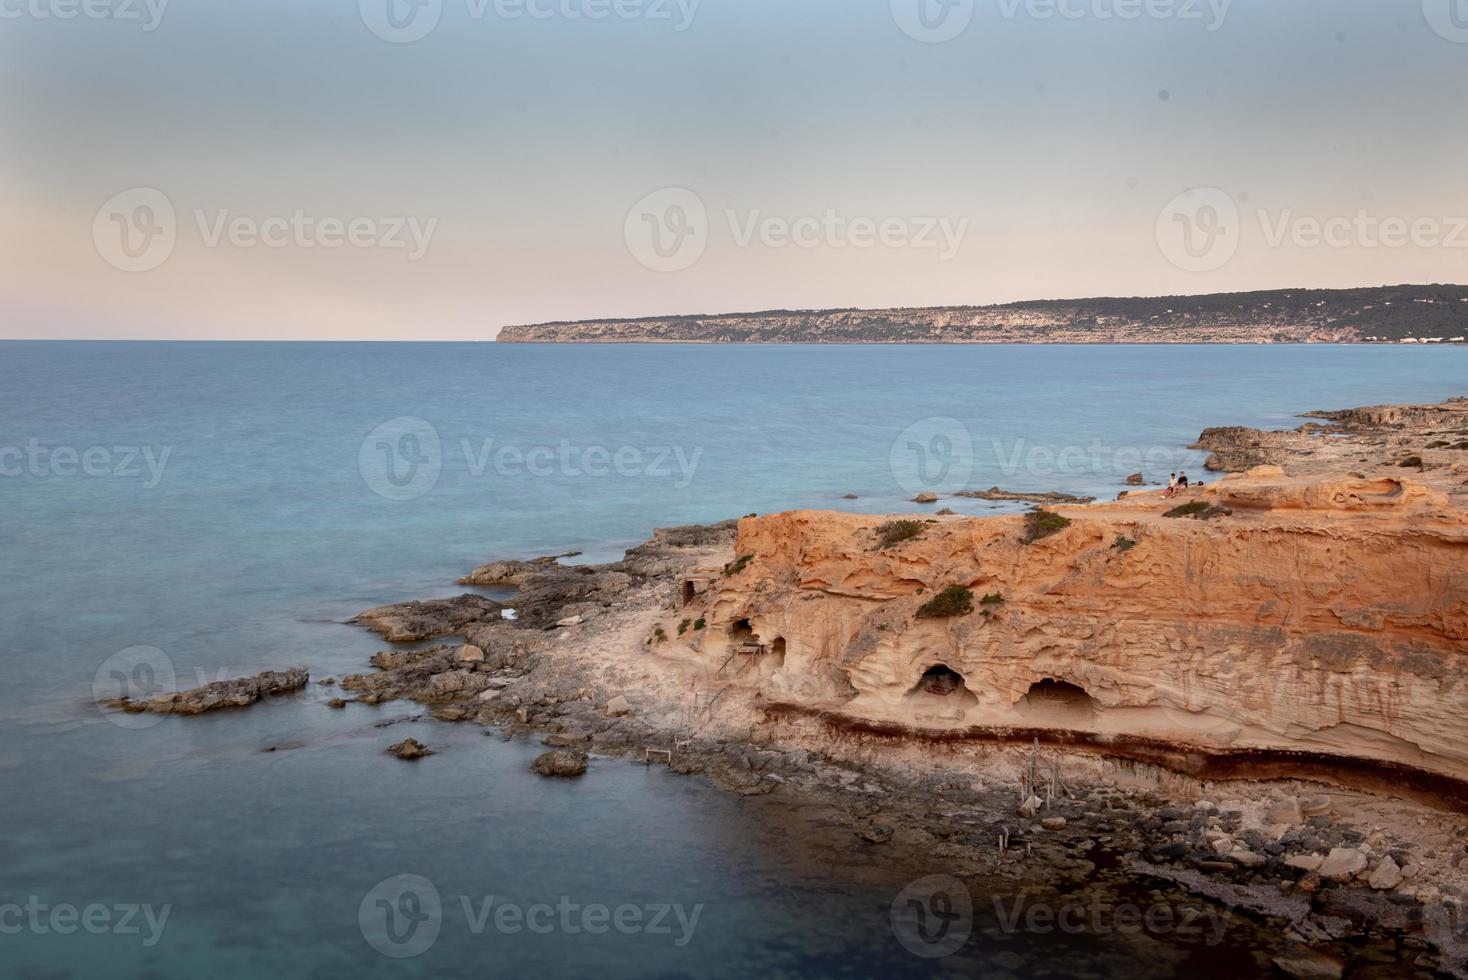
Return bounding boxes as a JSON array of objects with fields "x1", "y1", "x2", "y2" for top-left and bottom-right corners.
[
  {"x1": 770, "y1": 637, "x2": 786, "y2": 667},
  {"x1": 729, "y1": 618, "x2": 755, "y2": 646},
  {"x1": 682, "y1": 581, "x2": 696, "y2": 606},
  {"x1": 904, "y1": 665, "x2": 979, "y2": 716},
  {"x1": 1018, "y1": 679, "x2": 1097, "y2": 725}
]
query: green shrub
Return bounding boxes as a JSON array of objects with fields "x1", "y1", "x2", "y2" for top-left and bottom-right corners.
[
  {"x1": 693, "y1": 618, "x2": 706, "y2": 631},
  {"x1": 875, "y1": 520, "x2": 925, "y2": 548},
  {"x1": 653, "y1": 626, "x2": 666, "y2": 642},
  {"x1": 980, "y1": 593, "x2": 1004, "y2": 606},
  {"x1": 1022, "y1": 510, "x2": 1071, "y2": 543},
  {"x1": 1165, "y1": 501, "x2": 1232, "y2": 521},
  {"x1": 723, "y1": 554, "x2": 754, "y2": 576},
  {"x1": 916, "y1": 586, "x2": 974, "y2": 619},
  {"x1": 677, "y1": 618, "x2": 691, "y2": 636},
  {"x1": 1113, "y1": 536, "x2": 1138, "y2": 552}
]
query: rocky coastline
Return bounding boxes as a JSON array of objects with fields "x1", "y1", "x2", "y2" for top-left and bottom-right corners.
[{"x1": 105, "y1": 397, "x2": 1468, "y2": 975}]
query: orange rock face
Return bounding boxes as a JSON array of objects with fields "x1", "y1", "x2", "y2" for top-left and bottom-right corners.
[{"x1": 698, "y1": 472, "x2": 1468, "y2": 788}]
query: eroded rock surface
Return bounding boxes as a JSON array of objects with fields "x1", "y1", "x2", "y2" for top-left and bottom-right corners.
[{"x1": 103, "y1": 667, "x2": 308, "y2": 715}]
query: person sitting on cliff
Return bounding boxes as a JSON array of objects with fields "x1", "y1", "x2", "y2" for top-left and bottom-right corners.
[
  {"x1": 1178, "y1": 472, "x2": 1190, "y2": 491},
  {"x1": 1166, "y1": 473, "x2": 1179, "y2": 497}
]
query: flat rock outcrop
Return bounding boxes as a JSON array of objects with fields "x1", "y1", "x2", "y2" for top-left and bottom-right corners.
[{"x1": 104, "y1": 667, "x2": 309, "y2": 715}]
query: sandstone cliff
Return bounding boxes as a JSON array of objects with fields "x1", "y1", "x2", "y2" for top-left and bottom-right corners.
[{"x1": 680, "y1": 465, "x2": 1468, "y2": 794}]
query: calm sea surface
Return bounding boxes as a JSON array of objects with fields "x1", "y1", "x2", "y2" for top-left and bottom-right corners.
[{"x1": 2, "y1": 342, "x2": 1465, "y2": 979}]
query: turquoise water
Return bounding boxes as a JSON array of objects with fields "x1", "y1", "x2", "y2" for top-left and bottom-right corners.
[{"x1": 2, "y1": 341, "x2": 1465, "y2": 978}]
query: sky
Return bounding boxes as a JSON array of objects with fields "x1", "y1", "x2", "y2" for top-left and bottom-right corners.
[{"x1": 2, "y1": 0, "x2": 1467, "y2": 340}]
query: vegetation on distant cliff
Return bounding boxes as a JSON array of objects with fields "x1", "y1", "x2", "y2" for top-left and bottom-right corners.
[
  {"x1": 1023, "y1": 510, "x2": 1071, "y2": 543},
  {"x1": 875, "y1": 520, "x2": 926, "y2": 548},
  {"x1": 723, "y1": 554, "x2": 754, "y2": 576},
  {"x1": 916, "y1": 586, "x2": 974, "y2": 619},
  {"x1": 498, "y1": 285, "x2": 1468, "y2": 345}
]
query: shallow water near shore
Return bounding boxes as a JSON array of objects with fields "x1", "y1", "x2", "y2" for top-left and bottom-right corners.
[{"x1": 3, "y1": 341, "x2": 1466, "y2": 978}]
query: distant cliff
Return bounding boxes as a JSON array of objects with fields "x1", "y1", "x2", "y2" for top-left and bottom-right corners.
[{"x1": 498, "y1": 284, "x2": 1468, "y2": 344}]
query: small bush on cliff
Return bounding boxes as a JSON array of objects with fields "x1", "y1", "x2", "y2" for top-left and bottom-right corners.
[
  {"x1": 980, "y1": 593, "x2": 1004, "y2": 606},
  {"x1": 724, "y1": 554, "x2": 754, "y2": 576},
  {"x1": 875, "y1": 520, "x2": 925, "y2": 549},
  {"x1": 1164, "y1": 501, "x2": 1232, "y2": 521},
  {"x1": 678, "y1": 618, "x2": 691, "y2": 635},
  {"x1": 1112, "y1": 536, "x2": 1138, "y2": 553},
  {"x1": 693, "y1": 618, "x2": 706, "y2": 631},
  {"x1": 1022, "y1": 510, "x2": 1071, "y2": 544},
  {"x1": 916, "y1": 586, "x2": 974, "y2": 619}
]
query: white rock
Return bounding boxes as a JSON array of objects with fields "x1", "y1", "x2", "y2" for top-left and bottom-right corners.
[
  {"x1": 1211, "y1": 838, "x2": 1235, "y2": 857},
  {"x1": 1317, "y1": 847, "x2": 1368, "y2": 880},
  {"x1": 1368, "y1": 857, "x2": 1403, "y2": 890},
  {"x1": 1018, "y1": 794, "x2": 1043, "y2": 818},
  {"x1": 557, "y1": 615, "x2": 585, "y2": 628},
  {"x1": 1284, "y1": 854, "x2": 1324, "y2": 872},
  {"x1": 1229, "y1": 849, "x2": 1267, "y2": 868}
]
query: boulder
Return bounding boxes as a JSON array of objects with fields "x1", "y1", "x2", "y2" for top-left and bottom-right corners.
[
  {"x1": 457, "y1": 644, "x2": 486, "y2": 663},
  {"x1": 913, "y1": 492, "x2": 939, "y2": 504},
  {"x1": 1285, "y1": 854, "x2": 1324, "y2": 873},
  {"x1": 1272, "y1": 946, "x2": 1344, "y2": 980},
  {"x1": 1266, "y1": 797, "x2": 1303, "y2": 825},
  {"x1": 1040, "y1": 817, "x2": 1067, "y2": 831},
  {"x1": 387, "y1": 738, "x2": 433, "y2": 760},
  {"x1": 1317, "y1": 847, "x2": 1368, "y2": 880},
  {"x1": 1126, "y1": 473, "x2": 1145, "y2": 486},
  {"x1": 1018, "y1": 794, "x2": 1043, "y2": 818},
  {"x1": 532, "y1": 750, "x2": 588, "y2": 777},
  {"x1": 605, "y1": 695, "x2": 631, "y2": 717},
  {"x1": 105, "y1": 667, "x2": 309, "y2": 715},
  {"x1": 1368, "y1": 857, "x2": 1403, "y2": 890}
]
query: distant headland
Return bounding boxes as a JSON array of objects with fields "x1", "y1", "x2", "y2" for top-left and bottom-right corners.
[{"x1": 498, "y1": 284, "x2": 1468, "y2": 345}]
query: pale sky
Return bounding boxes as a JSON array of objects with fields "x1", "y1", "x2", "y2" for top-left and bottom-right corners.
[{"x1": 3, "y1": 0, "x2": 1467, "y2": 340}]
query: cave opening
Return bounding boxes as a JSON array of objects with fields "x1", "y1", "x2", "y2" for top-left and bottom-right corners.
[
  {"x1": 681, "y1": 581, "x2": 696, "y2": 605},
  {"x1": 770, "y1": 637, "x2": 786, "y2": 667},
  {"x1": 729, "y1": 618, "x2": 755, "y2": 645},
  {"x1": 904, "y1": 664, "x2": 979, "y2": 717},
  {"x1": 1018, "y1": 679, "x2": 1097, "y2": 723}
]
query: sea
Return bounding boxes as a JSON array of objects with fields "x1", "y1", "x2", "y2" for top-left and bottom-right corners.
[{"x1": 2, "y1": 341, "x2": 1464, "y2": 979}]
